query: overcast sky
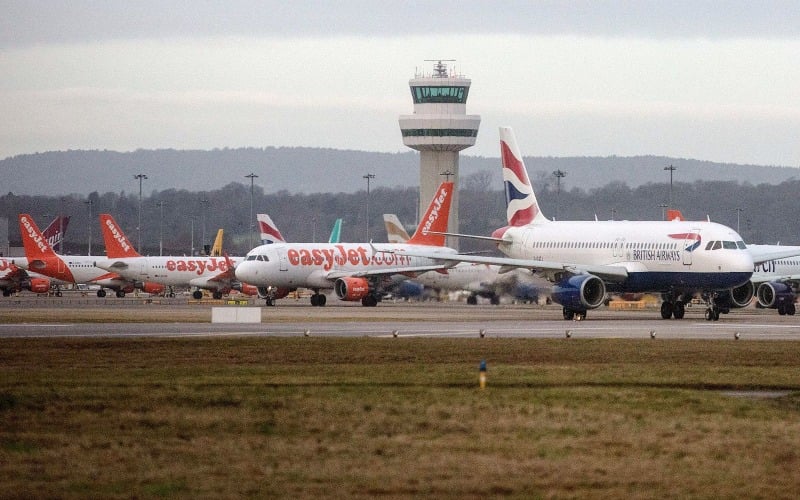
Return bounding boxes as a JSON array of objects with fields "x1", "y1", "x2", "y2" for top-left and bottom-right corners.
[{"x1": 2, "y1": 1, "x2": 800, "y2": 167}]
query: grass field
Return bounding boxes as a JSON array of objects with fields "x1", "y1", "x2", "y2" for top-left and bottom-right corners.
[{"x1": 2, "y1": 336, "x2": 800, "y2": 498}]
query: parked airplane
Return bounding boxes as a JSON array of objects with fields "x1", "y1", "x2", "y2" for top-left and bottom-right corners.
[
  {"x1": 17, "y1": 214, "x2": 164, "y2": 297},
  {"x1": 258, "y1": 214, "x2": 343, "y2": 245},
  {"x1": 378, "y1": 127, "x2": 786, "y2": 321},
  {"x1": 663, "y1": 210, "x2": 799, "y2": 316},
  {"x1": 383, "y1": 213, "x2": 541, "y2": 304},
  {"x1": 96, "y1": 214, "x2": 256, "y2": 299},
  {"x1": 1, "y1": 215, "x2": 71, "y2": 296},
  {"x1": 235, "y1": 182, "x2": 456, "y2": 307}
]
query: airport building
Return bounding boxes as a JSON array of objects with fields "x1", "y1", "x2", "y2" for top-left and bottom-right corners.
[{"x1": 399, "y1": 61, "x2": 481, "y2": 248}]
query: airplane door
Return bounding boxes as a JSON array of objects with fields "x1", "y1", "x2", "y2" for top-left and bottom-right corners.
[
  {"x1": 278, "y1": 250, "x2": 288, "y2": 271},
  {"x1": 682, "y1": 229, "x2": 699, "y2": 266},
  {"x1": 612, "y1": 238, "x2": 625, "y2": 259}
]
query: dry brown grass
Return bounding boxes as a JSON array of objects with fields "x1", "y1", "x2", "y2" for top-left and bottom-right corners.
[{"x1": 1, "y1": 337, "x2": 800, "y2": 498}]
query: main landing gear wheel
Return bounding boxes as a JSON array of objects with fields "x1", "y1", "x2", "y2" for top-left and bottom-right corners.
[
  {"x1": 192, "y1": 290, "x2": 203, "y2": 300},
  {"x1": 212, "y1": 291, "x2": 223, "y2": 300},
  {"x1": 466, "y1": 295, "x2": 477, "y2": 305},
  {"x1": 97, "y1": 289, "x2": 106, "y2": 298},
  {"x1": 265, "y1": 298, "x2": 276, "y2": 307},
  {"x1": 660, "y1": 301, "x2": 686, "y2": 320},
  {"x1": 361, "y1": 295, "x2": 378, "y2": 307},
  {"x1": 310, "y1": 293, "x2": 326, "y2": 307},
  {"x1": 562, "y1": 308, "x2": 586, "y2": 321},
  {"x1": 115, "y1": 290, "x2": 125, "y2": 298},
  {"x1": 704, "y1": 307, "x2": 720, "y2": 321}
]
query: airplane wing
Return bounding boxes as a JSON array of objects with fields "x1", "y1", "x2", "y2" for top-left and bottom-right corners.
[
  {"x1": 372, "y1": 246, "x2": 629, "y2": 283},
  {"x1": 750, "y1": 272, "x2": 800, "y2": 284},
  {"x1": 748, "y1": 245, "x2": 800, "y2": 266},
  {"x1": 324, "y1": 264, "x2": 449, "y2": 280}
]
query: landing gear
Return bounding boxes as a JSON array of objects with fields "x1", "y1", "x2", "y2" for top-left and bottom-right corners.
[
  {"x1": 310, "y1": 292, "x2": 327, "y2": 307},
  {"x1": 115, "y1": 290, "x2": 126, "y2": 298},
  {"x1": 562, "y1": 307, "x2": 586, "y2": 321},
  {"x1": 466, "y1": 295, "x2": 477, "y2": 305},
  {"x1": 660, "y1": 300, "x2": 686, "y2": 319},
  {"x1": 778, "y1": 303, "x2": 796, "y2": 316},
  {"x1": 490, "y1": 295, "x2": 500, "y2": 305},
  {"x1": 192, "y1": 290, "x2": 203, "y2": 300},
  {"x1": 704, "y1": 306, "x2": 720, "y2": 321},
  {"x1": 265, "y1": 297, "x2": 276, "y2": 306},
  {"x1": 361, "y1": 294, "x2": 378, "y2": 307},
  {"x1": 212, "y1": 291, "x2": 223, "y2": 300},
  {"x1": 97, "y1": 289, "x2": 106, "y2": 298}
]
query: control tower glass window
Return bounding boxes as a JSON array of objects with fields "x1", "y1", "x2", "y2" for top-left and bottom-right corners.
[{"x1": 411, "y1": 86, "x2": 469, "y2": 104}]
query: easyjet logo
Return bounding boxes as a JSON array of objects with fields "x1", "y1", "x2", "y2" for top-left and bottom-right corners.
[
  {"x1": 104, "y1": 219, "x2": 131, "y2": 253},
  {"x1": 287, "y1": 244, "x2": 411, "y2": 271},
  {"x1": 166, "y1": 258, "x2": 228, "y2": 275},
  {"x1": 421, "y1": 186, "x2": 448, "y2": 235},
  {"x1": 20, "y1": 216, "x2": 49, "y2": 254}
]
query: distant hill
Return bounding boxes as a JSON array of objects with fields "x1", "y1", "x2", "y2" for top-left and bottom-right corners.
[{"x1": 1, "y1": 147, "x2": 798, "y2": 196}]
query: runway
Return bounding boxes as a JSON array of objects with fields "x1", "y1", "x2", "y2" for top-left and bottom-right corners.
[{"x1": 1, "y1": 297, "x2": 799, "y2": 340}]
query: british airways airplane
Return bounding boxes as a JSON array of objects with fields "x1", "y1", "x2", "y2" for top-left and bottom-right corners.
[
  {"x1": 383, "y1": 127, "x2": 793, "y2": 321},
  {"x1": 235, "y1": 182, "x2": 457, "y2": 307}
]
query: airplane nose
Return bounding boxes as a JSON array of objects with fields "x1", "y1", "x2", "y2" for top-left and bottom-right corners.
[{"x1": 234, "y1": 262, "x2": 255, "y2": 282}]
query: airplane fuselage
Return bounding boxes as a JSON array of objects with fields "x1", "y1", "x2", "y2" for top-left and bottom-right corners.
[{"x1": 497, "y1": 220, "x2": 754, "y2": 293}]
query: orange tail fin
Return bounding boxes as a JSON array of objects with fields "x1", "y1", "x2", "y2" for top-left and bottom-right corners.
[
  {"x1": 18, "y1": 214, "x2": 57, "y2": 260},
  {"x1": 99, "y1": 214, "x2": 142, "y2": 258},
  {"x1": 407, "y1": 181, "x2": 454, "y2": 246}
]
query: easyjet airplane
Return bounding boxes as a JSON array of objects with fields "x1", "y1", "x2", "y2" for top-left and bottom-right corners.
[
  {"x1": 95, "y1": 214, "x2": 256, "y2": 299},
  {"x1": 379, "y1": 127, "x2": 798, "y2": 321},
  {"x1": 1, "y1": 215, "x2": 70, "y2": 296},
  {"x1": 17, "y1": 214, "x2": 164, "y2": 298},
  {"x1": 235, "y1": 182, "x2": 457, "y2": 307}
]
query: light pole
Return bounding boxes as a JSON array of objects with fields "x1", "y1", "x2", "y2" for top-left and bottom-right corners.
[
  {"x1": 189, "y1": 216, "x2": 195, "y2": 256},
  {"x1": 134, "y1": 173, "x2": 148, "y2": 253},
  {"x1": 552, "y1": 170, "x2": 566, "y2": 221},
  {"x1": 245, "y1": 173, "x2": 258, "y2": 248},
  {"x1": 664, "y1": 165, "x2": 676, "y2": 209},
  {"x1": 658, "y1": 203, "x2": 668, "y2": 221},
  {"x1": 85, "y1": 199, "x2": 93, "y2": 255},
  {"x1": 611, "y1": 208, "x2": 617, "y2": 221},
  {"x1": 200, "y1": 198, "x2": 209, "y2": 255},
  {"x1": 363, "y1": 173, "x2": 375, "y2": 240},
  {"x1": 735, "y1": 207, "x2": 744, "y2": 234},
  {"x1": 156, "y1": 201, "x2": 166, "y2": 256}
]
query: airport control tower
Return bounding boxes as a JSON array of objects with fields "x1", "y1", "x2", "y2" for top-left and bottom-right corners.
[{"x1": 399, "y1": 60, "x2": 480, "y2": 247}]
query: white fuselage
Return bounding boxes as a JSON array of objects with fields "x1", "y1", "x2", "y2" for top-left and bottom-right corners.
[
  {"x1": 95, "y1": 255, "x2": 242, "y2": 288},
  {"x1": 235, "y1": 242, "x2": 456, "y2": 289},
  {"x1": 414, "y1": 262, "x2": 545, "y2": 296},
  {"x1": 498, "y1": 220, "x2": 754, "y2": 293}
]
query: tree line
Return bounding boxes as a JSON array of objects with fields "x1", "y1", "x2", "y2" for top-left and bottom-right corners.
[{"x1": 2, "y1": 171, "x2": 799, "y2": 256}]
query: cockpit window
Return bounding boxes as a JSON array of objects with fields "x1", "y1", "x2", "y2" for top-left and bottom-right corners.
[
  {"x1": 705, "y1": 241, "x2": 715, "y2": 250},
  {"x1": 722, "y1": 241, "x2": 737, "y2": 249},
  {"x1": 258, "y1": 255, "x2": 269, "y2": 262},
  {"x1": 736, "y1": 241, "x2": 746, "y2": 249},
  {"x1": 246, "y1": 255, "x2": 257, "y2": 261},
  {"x1": 712, "y1": 241, "x2": 722, "y2": 250}
]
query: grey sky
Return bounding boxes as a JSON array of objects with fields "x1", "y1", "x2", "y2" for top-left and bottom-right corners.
[{"x1": 2, "y1": 1, "x2": 799, "y2": 166}]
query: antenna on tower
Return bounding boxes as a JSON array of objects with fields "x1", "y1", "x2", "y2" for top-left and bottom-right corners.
[{"x1": 424, "y1": 59, "x2": 456, "y2": 78}]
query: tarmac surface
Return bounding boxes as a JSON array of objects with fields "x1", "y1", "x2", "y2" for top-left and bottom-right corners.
[{"x1": 1, "y1": 294, "x2": 799, "y2": 340}]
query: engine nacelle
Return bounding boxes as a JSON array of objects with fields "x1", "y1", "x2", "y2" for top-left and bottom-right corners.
[
  {"x1": 716, "y1": 281, "x2": 755, "y2": 309},
  {"x1": 27, "y1": 277, "x2": 51, "y2": 294},
  {"x1": 141, "y1": 282, "x2": 166, "y2": 295},
  {"x1": 237, "y1": 284, "x2": 259, "y2": 296},
  {"x1": 334, "y1": 277, "x2": 371, "y2": 301},
  {"x1": 257, "y1": 286, "x2": 293, "y2": 300},
  {"x1": 756, "y1": 281, "x2": 794, "y2": 309},
  {"x1": 551, "y1": 274, "x2": 606, "y2": 311}
]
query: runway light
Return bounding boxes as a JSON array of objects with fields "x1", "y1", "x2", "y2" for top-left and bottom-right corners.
[
  {"x1": 479, "y1": 329, "x2": 486, "y2": 338},
  {"x1": 734, "y1": 332, "x2": 740, "y2": 340},
  {"x1": 392, "y1": 329, "x2": 399, "y2": 338},
  {"x1": 650, "y1": 330, "x2": 656, "y2": 339},
  {"x1": 565, "y1": 330, "x2": 571, "y2": 338},
  {"x1": 304, "y1": 329, "x2": 310, "y2": 337}
]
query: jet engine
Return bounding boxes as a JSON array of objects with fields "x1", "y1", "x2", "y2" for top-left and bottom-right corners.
[
  {"x1": 141, "y1": 282, "x2": 166, "y2": 295},
  {"x1": 27, "y1": 278, "x2": 51, "y2": 294},
  {"x1": 756, "y1": 281, "x2": 796, "y2": 314},
  {"x1": 237, "y1": 283, "x2": 259, "y2": 296},
  {"x1": 551, "y1": 274, "x2": 606, "y2": 311},
  {"x1": 716, "y1": 281, "x2": 755, "y2": 310},
  {"x1": 334, "y1": 277, "x2": 371, "y2": 301}
]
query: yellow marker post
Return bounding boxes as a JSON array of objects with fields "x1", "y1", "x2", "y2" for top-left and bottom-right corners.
[{"x1": 479, "y1": 360, "x2": 487, "y2": 389}]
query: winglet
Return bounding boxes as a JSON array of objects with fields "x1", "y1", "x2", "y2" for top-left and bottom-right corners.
[
  {"x1": 99, "y1": 214, "x2": 141, "y2": 258},
  {"x1": 407, "y1": 181, "x2": 453, "y2": 246},
  {"x1": 499, "y1": 126, "x2": 548, "y2": 226}
]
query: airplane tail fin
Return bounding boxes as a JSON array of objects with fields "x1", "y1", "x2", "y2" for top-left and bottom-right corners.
[
  {"x1": 210, "y1": 229, "x2": 224, "y2": 256},
  {"x1": 327, "y1": 218, "x2": 342, "y2": 244},
  {"x1": 407, "y1": 181, "x2": 454, "y2": 246},
  {"x1": 99, "y1": 214, "x2": 141, "y2": 258},
  {"x1": 257, "y1": 214, "x2": 286, "y2": 244},
  {"x1": 383, "y1": 214, "x2": 411, "y2": 243},
  {"x1": 499, "y1": 126, "x2": 548, "y2": 226},
  {"x1": 41, "y1": 215, "x2": 70, "y2": 250},
  {"x1": 666, "y1": 209, "x2": 685, "y2": 221},
  {"x1": 18, "y1": 214, "x2": 58, "y2": 260}
]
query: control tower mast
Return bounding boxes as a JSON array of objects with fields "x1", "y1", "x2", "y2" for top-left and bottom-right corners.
[{"x1": 399, "y1": 60, "x2": 481, "y2": 248}]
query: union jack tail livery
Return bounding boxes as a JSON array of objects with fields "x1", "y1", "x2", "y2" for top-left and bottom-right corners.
[
  {"x1": 407, "y1": 181, "x2": 453, "y2": 246},
  {"x1": 99, "y1": 214, "x2": 141, "y2": 258},
  {"x1": 257, "y1": 214, "x2": 286, "y2": 244},
  {"x1": 500, "y1": 126, "x2": 548, "y2": 226}
]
